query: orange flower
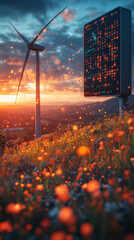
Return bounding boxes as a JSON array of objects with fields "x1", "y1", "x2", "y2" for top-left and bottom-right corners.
[
  {"x1": 40, "y1": 148, "x2": 44, "y2": 153},
  {"x1": 20, "y1": 174, "x2": 24, "y2": 179},
  {"x1": 35, "y1": 227, "x2": 42, "y2": 235},
  {"x1": 80, "y1": 222, "x2": 94, "y2": 238},
  {"x1": 25, "y1": 224, "x2": 32, "y2": 231},
  {"x1": 99, "y1": 141, "x2": 104, "y2": 147},
  {"x1": 37, "y1": 195, "x2": 42, "y2": 202},
  {"x1": 24, "y1": 190, "x2": 29, "y2": 196},
  {"x1": 81, "y1": 183, "x2": 88, "y2": 190},
  {"x1": 127, "y1": 118, "x2": 134, "y2": 125},
  {"x1": 55, "y1": 184, "x2": 70, "y2": 202},
  {"x1": 121, "y1": 192, "x2": 130, "y2": 200},
  {"x1": 120, "y1": 145, "x2": 126, "y2": 150},
  {"x1": 73, "y1": 125, "x2": 78, "y2": 131},
  {"x1": 86, "y1": 180, "x2": 100, "y2": 193},
  {"x1": 37, "y1": 156, "x2": 43, "y2": 161},
  {"x1": 56, "y1": 169, "x2": 63, "y2": 176},
  {"x1": 76, "y1": 146, "x2": 90, "y2": 156},
  {"x1": 40, "y1": 218, "x2": 51, "y2": 229},
  {"x1": 15, "y1": 182, "x2": 19, "y2": 186},
  {"x1": 124, "y1": 170, "x2": 130, "y2": 176},
  {"x1": 29, "y1": 206, "x2": 33, "y2": 211},
  {"x1": 35, "y1": 184, "x2": 44, "y2": 191},
  {"x1": 6, "y1": 203, "x2": 25, "y2": 214},
  {"x1": 51, "y1": 173, "x2": 55, "y2": 178},
  {"x1": 26, "y1": 183, "x2": 32, "y2": 188},
  {"x1": 42, "y1": 168, "x2": 47, "y2": 175},
  {"x1": 66, "y1": 234, "x2": 74, "y2": 240},
  {"x1": 99, "y1": 141, "x2": 104, "y2": 150},
  {"x1": 58, "y1": 207, "x2": 76, "y2": 225},
  {"x1": 45, "y1": 172, "x2": 50, "y2": 177},
  {"x1": 107, "y1": 133, "x2": 113, "y2": 138},
  {"x1": 114, "y1": 131, "x2": 125, "y2": 137},
  {"x1": 118, "y1": 131, "x2": 125, "y2": 136},
  {"x1": 0, "y1": 221, "x2": 12, "y2": 232},
  {"x1": 50, "y1": 231, "x2": 66, "y2": 240}
]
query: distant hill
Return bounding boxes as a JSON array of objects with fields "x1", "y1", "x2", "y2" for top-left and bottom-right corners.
[
  {"x1": 80, "y1": 95, "x2": 134, "y2": 116},
  {"x1": 103, "y1": 95, "x2": 134, "y2": 114}
]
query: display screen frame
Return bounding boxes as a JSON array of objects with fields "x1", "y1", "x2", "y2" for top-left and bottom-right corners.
[{"x1": 84, "y1": 6, "x2": 131, "y2": 97}]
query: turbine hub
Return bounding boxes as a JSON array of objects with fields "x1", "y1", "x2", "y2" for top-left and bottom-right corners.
[{"x1": 28, "y1": 43, "x2": 45, "y2": 52}]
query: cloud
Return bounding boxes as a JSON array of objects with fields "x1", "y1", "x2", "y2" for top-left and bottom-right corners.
[
  {"x1": 125, "y1": 1, "x2": 134, "y2": 11},
  {"x1": 61, "y1": 9, "x2": 76, "y2": 22},
  {"x1": 90, "y1": 11, "x2": 95, "y2": 19},
  {"x1": 0, "y1": 22, "x2": 83, "y2": 95},
  {"x1": 0, "y1": 0, "x2": 61, "y2": 19}
]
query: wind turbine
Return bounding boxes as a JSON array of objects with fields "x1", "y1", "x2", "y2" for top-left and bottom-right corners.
[{"x1": 9, "y1": 7, "x2": 67, "y2": 139}]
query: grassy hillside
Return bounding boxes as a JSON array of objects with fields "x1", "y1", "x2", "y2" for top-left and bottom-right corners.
[{"x1": 0, "y1": 112, "x2": 134, "y2": 240}]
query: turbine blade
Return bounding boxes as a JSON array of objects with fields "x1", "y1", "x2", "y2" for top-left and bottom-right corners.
[
  {"x1": 30, "y1": 6, "x2": 67, "y2": 45},
  {"x1": 9, "y1": 20, "x2": 30, "y2": 45},
  {"x1": 15, "y1": 48, "x2": 30, "y2": 103}
]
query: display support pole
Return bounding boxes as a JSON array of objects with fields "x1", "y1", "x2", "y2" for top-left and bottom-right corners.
[{"x1": 119, "y1": 96, "x2": 128, "y2": 118}]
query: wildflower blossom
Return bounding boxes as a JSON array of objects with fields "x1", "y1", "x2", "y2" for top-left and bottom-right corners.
[
  {"x1": 6, "y1": 203, "x2": 25, "y2": 214},
  {"x1": 50, "y1": 231, "x2": 66, "y2": 240},
  {"x1": 35, "y1": 184, "x2": 44, "y2": 191},
  {"x1": 0, "y1": 221, "x2": 12, "y2": 232},
  {"x1": 58, "y1": 207, "x2": 76, "y2": 225},
  {"x1": 80, "y1": 222, "x2": 94, "y2": 238},
  {"x1": 55, "y1": 184, "x2": 70, "y2": 202},
  {"x1": 86, "y1": 180, "x2": 100, "y2": 193},
  {"x1": 73, "y1": 125, "x2": 78, "y2": 131},
  {"x1": 76, "y1": 146, "x2": 90, "y2": 156},
  {"x1": 56, "y1": 169, "x2": 63, "y2": 176}
]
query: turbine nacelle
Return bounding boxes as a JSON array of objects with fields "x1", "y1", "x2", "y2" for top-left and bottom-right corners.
[{"x1": 28, "y1": 43, "x2": 45, "y2": 52}]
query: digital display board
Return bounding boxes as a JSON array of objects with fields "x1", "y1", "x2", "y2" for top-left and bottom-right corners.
[{"x1": 84, "y1": 7, "x2": 131, "y2": 97}]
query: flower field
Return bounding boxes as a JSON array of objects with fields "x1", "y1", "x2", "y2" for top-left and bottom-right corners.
[{"x1": 0, "y1": 113, "x2": 134, "y2": 240}]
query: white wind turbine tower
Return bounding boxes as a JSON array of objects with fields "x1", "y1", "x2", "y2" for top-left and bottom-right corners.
[{"x1": 9, "y1": 7, "x2": 66, "y2": 139}]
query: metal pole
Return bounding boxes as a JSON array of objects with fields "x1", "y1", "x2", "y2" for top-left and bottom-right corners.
[
  {"x1": 35, "y1": 51, "x2": 41, "y2": 138},
  {"x1": 119, "y1": 96, "x2": 128, "y2": 118}
]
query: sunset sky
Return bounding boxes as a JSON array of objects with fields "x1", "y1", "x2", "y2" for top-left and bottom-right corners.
[{"x1": 0, "y1": 0, "x2": 133, "y2": 105}]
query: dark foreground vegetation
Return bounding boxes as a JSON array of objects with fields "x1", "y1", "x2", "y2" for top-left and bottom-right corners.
[{"x1": 0, "y1": 112, "x2": 134, "y2": 240}]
